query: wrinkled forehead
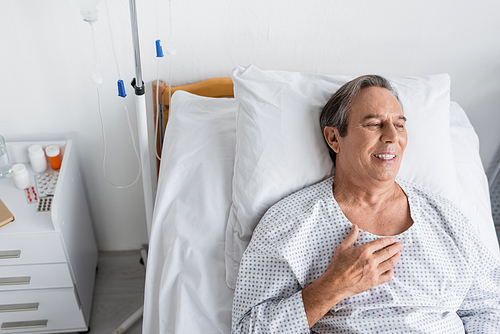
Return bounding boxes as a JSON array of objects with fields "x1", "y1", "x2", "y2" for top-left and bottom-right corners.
[{"x1": 348, "y1": 86, "x2": 404, "y2": 121}]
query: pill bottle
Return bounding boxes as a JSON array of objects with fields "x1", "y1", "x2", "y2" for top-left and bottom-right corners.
[
  {"x1": 28, "y1": 145, "x2": 47, "y2": 173},
  {"x1": 45, "y1": 145, "x2": 61, "y2": 170},
  {"x1": 12, "y1": 164, "x2": 31, "y2": 189}
]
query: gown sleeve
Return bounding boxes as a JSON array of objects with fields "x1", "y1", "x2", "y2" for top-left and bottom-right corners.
[
  {"x1": 231, "y1": 236, "x2": 310, "y2": 333},
  {"x1": 457, "y1": 264, "x2": 500, "y2": 333},
  {"x1": 452, "y1": 210, "x2": 500, "y2": 333}
]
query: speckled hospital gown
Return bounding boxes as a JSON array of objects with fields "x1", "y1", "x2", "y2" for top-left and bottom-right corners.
[{"x1": 231, "y1": 177, "x2": 500, "y2": 333}]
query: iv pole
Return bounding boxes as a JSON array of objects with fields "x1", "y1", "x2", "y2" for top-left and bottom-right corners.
[
  {"x1": 128, "y1": 0, "x2": 154, "y2": 239},
  {"x1": 73, "y1": 0, "x2": 153, "y2": 331},
  {"x1": 112, "y1": 0, "x2": 153, "y2": 332}
]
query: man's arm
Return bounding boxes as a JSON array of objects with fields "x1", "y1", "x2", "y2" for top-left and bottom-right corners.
[
  {"x1": 232, "y1": 225, "x2": 403, "y2": 332},
  {"x1": 231, "y1": 252, "x2": 310, "y2": 333},
  {"x1": 456, "y1": 265, "x2": 500, "y2": 333},
  {"x1": 443, "y1": 205, "x2": 500, "y2": 333}
]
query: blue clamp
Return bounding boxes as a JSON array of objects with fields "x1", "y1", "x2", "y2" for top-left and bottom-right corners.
[
  {"x1": 155, "y1": 40, "x2": 164, "y2": 57},
  {"x1": 117, "y1": 80, "x2": 127, "y2": 98}
]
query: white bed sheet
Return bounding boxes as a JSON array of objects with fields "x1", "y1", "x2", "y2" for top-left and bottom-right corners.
[
  {"x1": 143, "y1": 94, "x2": 499, "y2": 334},
  {"x1": 143, "y1": 91, "x2": 236, "y2": 333}
]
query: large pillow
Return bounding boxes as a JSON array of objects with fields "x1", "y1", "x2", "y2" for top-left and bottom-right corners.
[
  {"x1": 450, "y1": 102, "x2": 500, "y2": 259},
  {"x1": 225, "y1": 65, "x2": 458, "y2": 289}
]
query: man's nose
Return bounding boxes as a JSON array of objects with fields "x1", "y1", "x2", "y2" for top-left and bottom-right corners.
[{"x1": 381, "y1": 124, "x2": 398, "y2": 143}]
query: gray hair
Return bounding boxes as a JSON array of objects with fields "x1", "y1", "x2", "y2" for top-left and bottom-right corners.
[{"x1": 319, "y1": 75, "x2": 402, "y2": 164}]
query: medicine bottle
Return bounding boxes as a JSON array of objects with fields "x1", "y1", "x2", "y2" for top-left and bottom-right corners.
[
  {"x1": 28, "y1": 145, "x2": 47, "y2": 173},
  {"x1": 12, "y1": 163, "x2": 31, "y2": 189},
  {"x1": 45, "y1": 145, "x2": 62, "y2": 170}
]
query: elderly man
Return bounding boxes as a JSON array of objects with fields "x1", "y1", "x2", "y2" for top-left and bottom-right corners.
[{"x1": 231, "y1": 75, "x2": 500, "y2": 333}]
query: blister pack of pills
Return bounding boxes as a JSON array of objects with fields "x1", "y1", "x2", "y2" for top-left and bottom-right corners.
[
  {"x1": 24, "y1": 186, "x2": 38, "y2": 204},
  {"x1": 37, "y1": 197, "x2": 52, "y2": 212},
  {"x1": 35, "y1": 172, "x2": 59, "y2": 198}
]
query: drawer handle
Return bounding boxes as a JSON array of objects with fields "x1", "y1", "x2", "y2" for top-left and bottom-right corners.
[
  {"x1": 0, "y1": 277, "x2": 31, "y2": 286},
  {"x1": 0, "y1": 251, "x2": 21, "y2": 259},
  {"x1": 1, "y1": 320, "x2": 47, "y2": 330},
  {"x1": 0, "y1": 303, "x2": 39, "y2": 313}
]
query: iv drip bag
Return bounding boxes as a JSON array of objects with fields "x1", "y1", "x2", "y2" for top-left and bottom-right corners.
[{"x1": 72, "y1": 0, "x2": 102, "y2": 23}]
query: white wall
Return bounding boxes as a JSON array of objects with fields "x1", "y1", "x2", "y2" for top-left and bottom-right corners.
[{"x1": 1, "y1": 0, "x2": 499, "y2": 250}]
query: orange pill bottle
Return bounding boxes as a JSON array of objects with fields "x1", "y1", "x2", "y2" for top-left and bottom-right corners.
[{"x1": 45, "y1": 145, "x2": 61, "y2": 170}]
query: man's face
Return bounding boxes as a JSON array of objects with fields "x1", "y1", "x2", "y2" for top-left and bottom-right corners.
[{"x1": 328, "y1": 86, "x2": 407, "y2": 183}]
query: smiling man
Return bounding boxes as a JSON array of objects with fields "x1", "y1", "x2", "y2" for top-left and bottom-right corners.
[{"x1": 231, "y1": 75, "x2": 500, "y2": 333}]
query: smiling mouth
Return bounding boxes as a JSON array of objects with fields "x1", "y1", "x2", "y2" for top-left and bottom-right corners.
[{"x1": 373, "y1": 154, "x2": 396, "y2": 160}]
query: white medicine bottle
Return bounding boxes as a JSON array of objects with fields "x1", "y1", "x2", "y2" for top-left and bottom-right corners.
[
  {"x1": 28, "y1": 145, "x2": 47, "y2": 173},
  {"x1": 12, "y1": 164, "x2": 31, "y2": 189}
]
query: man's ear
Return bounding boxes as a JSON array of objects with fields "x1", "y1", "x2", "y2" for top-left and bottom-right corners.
[{"x1": 324, "y1": 127, "x2": 340, "y2": 153}]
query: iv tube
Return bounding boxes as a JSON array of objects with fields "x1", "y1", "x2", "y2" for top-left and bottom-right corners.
[{"x1": 90, "y1": 8, "x2": 141, "y2": 189}]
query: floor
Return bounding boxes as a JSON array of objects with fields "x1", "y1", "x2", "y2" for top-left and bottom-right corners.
[{"x1": 84, "y1": 250, "x2": 146, "y2": 334}]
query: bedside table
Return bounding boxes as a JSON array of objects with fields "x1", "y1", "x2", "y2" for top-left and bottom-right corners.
[{"x1": 0, "y1": 140, "x2": 98, "y2": 333}]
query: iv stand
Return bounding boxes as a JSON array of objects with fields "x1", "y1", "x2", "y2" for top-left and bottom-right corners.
[
  {"x1": 129, "y1": 0, "x2": 154, "y2": 240},
  {"x1": 112, "y1": 0, "x2": 153, "y2": 332}
]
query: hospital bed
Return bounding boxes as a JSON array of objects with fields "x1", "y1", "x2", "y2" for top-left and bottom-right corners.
[{"x1": 142, "y1": 65, "x2": 500, "y2": 333}]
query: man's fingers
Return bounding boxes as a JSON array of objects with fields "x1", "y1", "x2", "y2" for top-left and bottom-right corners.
[
  {"x1": 379, "y1": 269, "x2": 395, "y2": 283},
  {"x1": 378, "y1": 251, "x2": 401, "y2": 273},
  {"x1": 373, "y1": 241, "x2": 403, "y2": 262},
  {"x1": 364, "y1": 236, "x2": 398, "y2": 254}
]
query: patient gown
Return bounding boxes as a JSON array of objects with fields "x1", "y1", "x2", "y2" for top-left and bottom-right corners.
[{"x1": 231, "y1": 177, "x2": 500, "y2": 334}]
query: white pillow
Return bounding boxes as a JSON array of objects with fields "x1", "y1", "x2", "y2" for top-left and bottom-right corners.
[
  {"x1": 225, "y1": 65, "x2": 458, "y2": 289},
  {"x1": 450, "y1": 102, "x2": 500, "y2": 259}
]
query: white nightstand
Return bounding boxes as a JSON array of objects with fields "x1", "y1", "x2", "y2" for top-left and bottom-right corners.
[{"x1": 0, "y1": 140, "x2": 98, "y2": 333}]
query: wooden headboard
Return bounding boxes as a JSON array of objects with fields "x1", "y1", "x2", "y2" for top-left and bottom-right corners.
[{"x1": 152, "y1": 77, "x2": 234, "y2": 163}]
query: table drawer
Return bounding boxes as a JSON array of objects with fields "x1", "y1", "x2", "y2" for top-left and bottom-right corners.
[
  {"x1": 0, "y1": 288, "x2": 80, "y2": 317},
  {"x1": 0, "y1": 307, "x2": 86, "y2": 333},
  {"x1": 0, "y1": 234, "x2": 66, "y2": 266},
  {"x1": 0, "y1": 288, "x2": 85, "y2": 333},
  {"x1": 0, "y1": 264, "x2": 72, "y2": 291}
]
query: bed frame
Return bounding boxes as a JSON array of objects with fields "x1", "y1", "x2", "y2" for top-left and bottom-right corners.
[{"x1": 152, "y1": 78, "x2": 234, "y2": 163}]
